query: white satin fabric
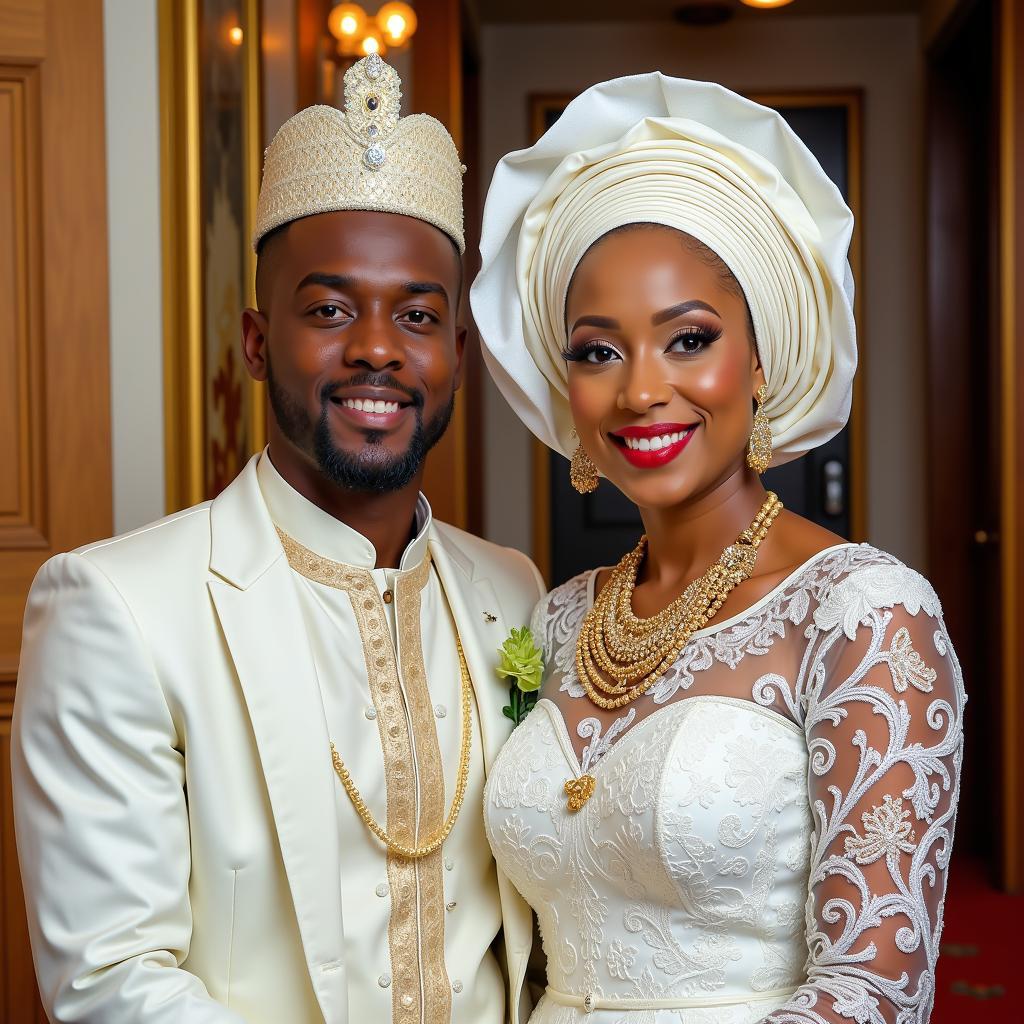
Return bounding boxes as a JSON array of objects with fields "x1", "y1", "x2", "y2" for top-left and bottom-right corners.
[
  {"x1": 13, "y1": 456, "x2": 544, "y2": 1024},
  {"x1": 472, "y1": 73, "x2": 857, "y2": 467}
]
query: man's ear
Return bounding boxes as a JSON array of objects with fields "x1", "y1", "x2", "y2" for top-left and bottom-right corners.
[
  {"x1": 452, "y1": 324, "x2": 468, "y2": 391},
  {"x1": 241, "y1": 308, "x2": 269, "y2": 382}
]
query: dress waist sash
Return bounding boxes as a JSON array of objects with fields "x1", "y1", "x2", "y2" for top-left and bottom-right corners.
[{"x1": 544, "y1": 984, "x2": 799, "y2": 1013}]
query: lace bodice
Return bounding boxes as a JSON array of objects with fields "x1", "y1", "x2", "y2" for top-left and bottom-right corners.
[{"x1": 484, "y1": 544, "x2": 965, "y2": 1023}]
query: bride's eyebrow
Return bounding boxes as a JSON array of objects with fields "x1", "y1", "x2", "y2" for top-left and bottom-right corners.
[
  {"x1": 652, "y1": 300, "x2": 721, "y2": 325},
  {"x1": 569, "y1": 314, "x2": 620, "y2": 332}
]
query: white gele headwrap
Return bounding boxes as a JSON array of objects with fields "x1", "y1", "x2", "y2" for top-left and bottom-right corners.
[
  {"x1": 253, "y1": 53, "x2": 466, "y2": 253},
  {"x1": 470, "y1": 73, "x2": 857, "y2": 467}
]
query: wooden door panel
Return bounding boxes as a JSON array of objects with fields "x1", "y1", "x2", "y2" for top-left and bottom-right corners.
[
  {"x1": 0, "y1": 66, "x2": 46, "y2": 550},
  {"x1": 1, "y1": 0, "x2": 111, "y2": 1019}
]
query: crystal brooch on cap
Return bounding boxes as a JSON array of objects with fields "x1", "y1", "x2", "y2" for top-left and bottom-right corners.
[{"x1": 343, "y1": 53, "x2": 401, "y2": 172}]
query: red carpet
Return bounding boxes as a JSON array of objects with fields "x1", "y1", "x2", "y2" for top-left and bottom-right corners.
[{"x1": 932, "y1": 857, "x2": 1022, "y2": 1022}]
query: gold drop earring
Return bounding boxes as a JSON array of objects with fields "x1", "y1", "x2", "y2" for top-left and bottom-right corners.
[
  {"x1": 746, "y1": 384, "x2": 773, "y2": 475},
  {"x1": 570, "y1": 428, "x2": 599, "y2": 494}
]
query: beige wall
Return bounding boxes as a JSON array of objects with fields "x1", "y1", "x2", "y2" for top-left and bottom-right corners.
[
  {"x1": 479, "y1": 14, "x2": 927, "y2": 570},
  {"x1": 103, "y1": 0, "x2": 166, "y2": 534}
]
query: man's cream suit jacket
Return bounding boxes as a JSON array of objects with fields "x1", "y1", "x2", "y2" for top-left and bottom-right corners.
[{"x1": 12, "y1": 457, "x2": 545, "y2": 1024}]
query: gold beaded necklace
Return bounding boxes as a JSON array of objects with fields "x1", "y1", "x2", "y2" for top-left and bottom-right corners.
[
  {"x1": 576, "y1": 491, "x2": 783, "y2": 711},
  {"x1": 330, "y1": 637, "x2": 473, "y2": 860}
]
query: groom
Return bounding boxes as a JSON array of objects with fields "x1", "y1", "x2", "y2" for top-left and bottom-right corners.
[{"x1": 13, "y1": 55, "x2": 542, "y2": 1024}]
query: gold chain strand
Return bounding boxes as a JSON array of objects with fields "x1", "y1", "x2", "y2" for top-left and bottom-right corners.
[
  {"x1": 577, "y1": 492, "x2": 783, "y2": 710},
  {"x1": 330, "y1": 637, "x2": 473, "y2": 859}
]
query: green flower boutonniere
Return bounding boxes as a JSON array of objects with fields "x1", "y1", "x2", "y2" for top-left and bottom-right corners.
[{"x1": 497, "y1": 626, "x2": 543, "y2": 726}]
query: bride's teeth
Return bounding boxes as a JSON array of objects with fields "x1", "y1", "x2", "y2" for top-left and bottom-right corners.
[{"x1": 622, "y1": 429, "x2": 693, "y2": 451}]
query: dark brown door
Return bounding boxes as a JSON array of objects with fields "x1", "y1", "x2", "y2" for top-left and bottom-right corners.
[{"x1": 0, "y1": 1, "x2": 111, "y2": 1018}]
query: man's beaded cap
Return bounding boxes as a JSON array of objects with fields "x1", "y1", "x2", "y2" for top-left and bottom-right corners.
[{"x1": 253, "y1": 53, "x2": 466, "y2": 253}]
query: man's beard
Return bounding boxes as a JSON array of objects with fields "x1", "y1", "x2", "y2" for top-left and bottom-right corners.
[{"x1": 266, "y1": 363, "x2": 455, "y2": 494}]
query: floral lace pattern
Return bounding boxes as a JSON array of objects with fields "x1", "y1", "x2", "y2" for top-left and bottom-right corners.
[{"x1": 487, "y1": 544, "x2": 965, "y2": 1023}]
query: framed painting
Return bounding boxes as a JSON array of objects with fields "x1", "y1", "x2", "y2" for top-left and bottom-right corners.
[
  {"x1": 527, "y1": 89, "x2": 865, "y2": 585},
  {"x1": 159, "y1": 0, "x2": 265, "y2": 510}
]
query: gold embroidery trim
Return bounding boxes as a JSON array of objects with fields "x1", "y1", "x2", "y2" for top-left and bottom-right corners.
[
  {"x1": 276, "y1": 529, "x2": 450, "y2": 1024},
  {"x1": 393, "y1": 557, "x2": 452, "y2": 1023}
]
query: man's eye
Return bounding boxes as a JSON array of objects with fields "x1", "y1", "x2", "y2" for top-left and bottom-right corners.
[
  {"x1": 315, "y1": 304, "x2": 342, "y2": 319},
  {"x1": 403, "y1": 309, "x2": 435, "y2": 325}
]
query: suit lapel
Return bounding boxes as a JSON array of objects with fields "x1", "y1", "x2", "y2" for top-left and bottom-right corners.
[
  {"x1": 208, "y1": 459, "x2": 347, "y2": 1024},
  {"x1": 428, "y1": 529, "x2": 512, "y2": 772}
]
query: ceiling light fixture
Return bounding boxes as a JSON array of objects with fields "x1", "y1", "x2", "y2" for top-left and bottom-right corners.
[
  {"x1": 739, "y1": 0, "x2": 796, "y2": 8},
  {"x1": 327, "y1": 2, "x2": 418, "y2": 59}
]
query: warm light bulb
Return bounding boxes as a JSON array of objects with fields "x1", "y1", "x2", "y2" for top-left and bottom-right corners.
[
  {"x1": 739, "y1": 0, "x2": 796, "y2": 7},
  {"x1": 228, "y1": 25, "x2": 243, "y2": 45},
  {"x1": 359, "y1": 27, "x2": 386, "y2": 56},
  {"x1": 328, "y1": 3, "x2": 367, "y2": 40},
  {"x1": 375, "y1": 3, "x2": 417, "y2": 47}
]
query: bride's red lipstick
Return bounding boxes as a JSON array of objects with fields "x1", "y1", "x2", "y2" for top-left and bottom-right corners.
[{"x1": 610, "y1": 422, "x2": 698, "y2": 469}]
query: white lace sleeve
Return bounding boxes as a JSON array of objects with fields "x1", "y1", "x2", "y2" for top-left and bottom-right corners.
[{"x1": 765, "y1": 564, "x2": 965, "y2": 1024}]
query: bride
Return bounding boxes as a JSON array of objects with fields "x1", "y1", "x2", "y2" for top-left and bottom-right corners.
[{"x1": 471, "y1": 74, "x2": 964, "y2": 1023}]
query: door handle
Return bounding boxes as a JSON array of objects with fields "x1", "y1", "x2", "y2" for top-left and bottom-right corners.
[{"x1": 822, "y1": 459, "x2": 844, "y2": 518}]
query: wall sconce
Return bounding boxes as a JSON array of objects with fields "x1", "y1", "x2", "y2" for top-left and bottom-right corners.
[
  {"x1": 328, "y1": 2, "x2": 417, "y2": 59},
  {"x1": 739, "y1": 0, "x2": 796, "y2": 7}
]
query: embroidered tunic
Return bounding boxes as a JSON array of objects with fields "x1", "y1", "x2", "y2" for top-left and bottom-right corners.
[
  {"x1": 258, "y1": 454, "x2": 503, "y2": 1024},
  {"x1": 484, "y1": 543, "x2": 965, "y2": 1023}
]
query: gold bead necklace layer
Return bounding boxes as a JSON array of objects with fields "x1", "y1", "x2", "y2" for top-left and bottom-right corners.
[
  {"x1": 330, "y1": 636, "x2": 473, "y2": 860},
  {"x1": 577, "y1": 491, "x2": 783, "y2": 710}
]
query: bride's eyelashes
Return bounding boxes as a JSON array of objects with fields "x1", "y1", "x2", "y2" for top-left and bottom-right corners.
[
  {"x1": 562, "y1": 324, "x2": 723, "y2": 364},
  {"x1": 666, "y1": 324, "x2": 722, "y2": 354},
  {"x1": 562, "y1": 340, "x2": 621, "y2": 364}
]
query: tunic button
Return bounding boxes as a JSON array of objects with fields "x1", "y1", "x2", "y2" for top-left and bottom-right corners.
[
  {"x1": 378, "y1": 974, "x2": 391, "y2": 988},
  {"x1": 375, "y1": 882, "x2": 389, "y2": 897},
  {"x1": 444, "y1": 857, "x2": 453, "y2": 871},
  {"x1": 401, "y1": 994, "x2": 414, "y2": 1008},
  {"x1": 382, "y1": 589, "x2": 394, "y2": 604},
  {"x1": 435, "y1": 704, "x2": 447, "y2": 719},
  {"x1": 583, "y1": 992, "x2": 596, "y2": 1013},
  {"x1": 365, "y1": 707, "x2": 377, "y2": 720},
  {"x1": 446, "y1": 900, "x2": 457, "y2": 912},
  {"x1": 452, "y1": 980, "x2": 463, "y2": 994}
]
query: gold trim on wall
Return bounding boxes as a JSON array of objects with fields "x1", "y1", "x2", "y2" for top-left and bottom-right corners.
[
  {"x1": 526, "y1": 89, "x2": 868, "y2": 583},
  {"x1": 999, "y1": 0, "x2": 1021, "y2": 891},
  {"x1": 159, "y1": 0, "x2": 264, "y2": 513}
]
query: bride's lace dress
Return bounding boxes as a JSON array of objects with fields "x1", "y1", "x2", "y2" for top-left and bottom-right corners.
[{"x1": 484, "y1": 544, "x2": 965, "y2": 1023}]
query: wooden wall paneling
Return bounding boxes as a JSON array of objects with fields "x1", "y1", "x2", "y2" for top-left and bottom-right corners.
[
  {"x1": 0, "y1": 62, "x2": 45, "y2": 676},
  {"x1": 0, "y1": 0, "x2": 112, "y2": 682}
]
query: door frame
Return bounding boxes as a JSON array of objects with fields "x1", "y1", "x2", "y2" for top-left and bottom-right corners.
[{"x1": 926, "y1": 0, "x2": 1024, "y2": 890}]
